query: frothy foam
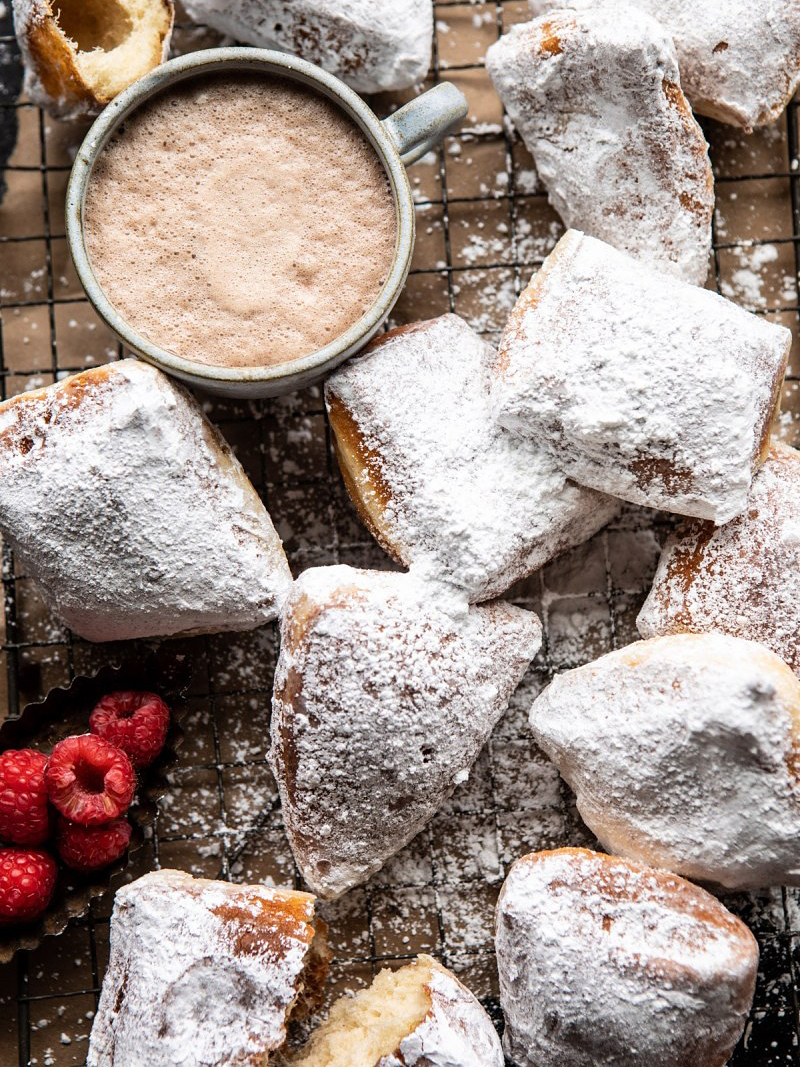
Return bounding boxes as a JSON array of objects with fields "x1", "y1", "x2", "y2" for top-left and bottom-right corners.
[{"x1": 83, "y1": 73, "x2": 397, "y2": 368}]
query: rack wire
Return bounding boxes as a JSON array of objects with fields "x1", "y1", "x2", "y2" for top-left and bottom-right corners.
[{"x1": 0, "y1": 2, "x2": 799, "y2": 1064}]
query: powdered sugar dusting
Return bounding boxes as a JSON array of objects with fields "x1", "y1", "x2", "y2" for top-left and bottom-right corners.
[
  {"x1": 270, "y1": 565, "x2": 542, "y2": 899},
  {"x1": 326, "y1": 314, "x2": 620, "y2": 603},
  {"x1": 526, "y1": 0, "x2": 800, "y2": 129},
  {"x1": 487, "y1": 4, "x2": 713, "y2": 284},
  {"x1": 493, "y1": 230, "x2": 792, "y2": 523},
  {"x1": 0, "y1": 360, "x2": 292, "y2": 641},
  {"x1": 496, "y1": 848, "x2": 759, "y2": 1067},
  {"x1": 180, "y1": 0, "x2": 433, "y2": 94},
  {"x1": 87, "y1": 869, "x2": 318, "y2": 1067},
  {"x1": 529, "y1": 633, "x2": 800, "y2": 889},
  {"x1": 393, "y1": 959, "x2": 503, "y2": 1067},
  {"x1": 638, "y1": 441, "x2": 800, "y2": 676}
]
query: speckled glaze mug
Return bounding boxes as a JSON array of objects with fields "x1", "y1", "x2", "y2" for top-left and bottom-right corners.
[{"x1": 66, "y1": 47, "x2": 468, "y2": 398}]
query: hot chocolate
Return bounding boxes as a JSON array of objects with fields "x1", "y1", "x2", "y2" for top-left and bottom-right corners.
[{"x1": 83, "y1": 73, "x2": 397, "y2": 368}]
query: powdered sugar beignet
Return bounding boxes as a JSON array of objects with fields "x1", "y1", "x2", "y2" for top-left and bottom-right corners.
[
  {"x1": 638, "y1": 441, "x2": 800, "y2": 676},
  {"x1": 0, "y1": 361, "x2": 292, "y2": 641},
  {"x1": 496, "y1": 848, "x2": 758, "y2": 1067},
  {"x1": 13, "y1": 0, "x2": 173, "y2": 121},
  {"x1": 528, "y1": 0, "x2": 800, "y2": 130},
  {"x1": 270, "y1": 565, "x2": 541, "y2": 899},
  {"x1": 87, "y1": 870, "x2": 326, "y2": 1067},
  {"x1": 486, "y1": 4, "x2": 713, "y2": 284},
  {"x1": 326, "y1": 315, "x2": 619, "y2": 603},
  {"x1": 293, "y1": 955, "x2": 503, "y2": 1067},
  {"x1": 492, "y1": 230, "x2": 791, "y2": 523},
  {"x1": 181, "y1": 0, "x2": 432, "y2": 94},
  {"x1": 529, "y1": 634, "x2": 800, "y2": 889}
]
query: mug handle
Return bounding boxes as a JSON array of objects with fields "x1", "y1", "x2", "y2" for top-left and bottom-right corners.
[{"x1": 382, "y1": 82, "x2": 469, "y2": 166}]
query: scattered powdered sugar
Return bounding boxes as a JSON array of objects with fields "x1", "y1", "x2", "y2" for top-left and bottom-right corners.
[
  {"x1": 487, "y1": 4, "x2": 713, "y2": 285},
  {"x1": 180, "y1": 0, "x2": 433, "y2": 94},
  {"x1": 0, "y1": 360, "x2": 292, "y2": 641},
  {"x1": 496, "y1": 848, "x2": 759, "y2": 1067},
  {"x1": 326, "y1": 314, "x2": 619, "y2": 603},
  {"x1": 526, "y1": 0, "x2": 800, "y2": 130},
  {"x1": 530, "y1": 633, "x2": 800, "y2": 889},
  {"x1": 451, "y1": 269, "x2": 517, "y2": 336},
  {"x1": 638, "y1": 441, "x2": 800, "y2": 676},
  {"x1": 270, "y1": 565, "x2": 542, "y2": 899},
  {"x1": 457, "y1": 227, "x2": 510, "y2": 266},
  {"x1": 719, "y1": 242, "x2": 794, "y2": 309},
  {"x1": 515, "y1": 213, "x2": 563, "y2": 265},
  {"x1": 87, "y1": 870, "x2": 318, "y2": 1067},
  {"x1": 493, "y1": 230, "x2": 792, "y2": 523}
]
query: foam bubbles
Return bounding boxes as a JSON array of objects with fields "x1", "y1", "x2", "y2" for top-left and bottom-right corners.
[{"x1": 84, "y1": 73, "x2": 397, "y2": 368}]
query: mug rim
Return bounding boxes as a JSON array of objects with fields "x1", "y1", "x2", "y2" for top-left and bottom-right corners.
[{"x1": 65, "y1": 47, "x2": 415, "y2": 386}]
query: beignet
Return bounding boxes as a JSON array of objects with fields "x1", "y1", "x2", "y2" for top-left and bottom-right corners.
[
  {"x1": 486, "y1": 5, "x2": 713, "y2": 284},
  {"x1": 270, "y1": 565, "x2": 541, "y2": 899},
  {"x1": 0, "y1": 361, "x2": 292, "y2": 641},
  {"x1": 529, "y1": 633, "x2": 800, "y2": 889},
  {"x1": 87, "y1": 869, "x2": 327, "y2": 1067},
  {"x1": 496, "y1": 848, "x2": 758, "y2": 1067},
  {"x1": 13, "y1": 0, "x2": 173, "y2": 121},
  {"x1": 528, "y1": 0, "x2": 800, "y2": 130},
  {"x1": 638, "y1": 441, "x2": 800, "y2": 676},
  {"x1": 292, "y1": 954, "x2": 503, "y2": 1067},
  {"x1": 492, "y1": 230, "x2": 791, "y2": 523},
  {"x1": 326, "y1": 315, "x2": 619, "y2": 603},
  {"x1": 181, "y1": 0, "x2": 432, "y2": 94}
]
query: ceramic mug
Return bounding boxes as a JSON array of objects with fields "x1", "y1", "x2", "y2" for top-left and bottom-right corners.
[{"x1": 66, "y1": 47, "x2": 468, "y2": 398}]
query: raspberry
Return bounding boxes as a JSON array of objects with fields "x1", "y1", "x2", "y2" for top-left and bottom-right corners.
[
  {"x1": 44, "y1": 735, "x2": 135, "y2": 826},
  {"x1": 0, "y1": 749, "x2": 51, "y2": 845},
  {"x1": 89, "y1": 691, "x2": 170, "y2": 769},
  {"x1": 56, "y1": 816, "x2": 132, "y2": 872},
  {"x1": 0, "y1": 848, "x2": 57, "y2": 923}
]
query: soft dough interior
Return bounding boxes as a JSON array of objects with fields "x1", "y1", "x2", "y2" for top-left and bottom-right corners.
[
  {"x1": 53, "y1": 0, "x2": 170, "y2": 101},
  {"x1": 292, "y1": 957, "x2": 434, "y2": 1067}
]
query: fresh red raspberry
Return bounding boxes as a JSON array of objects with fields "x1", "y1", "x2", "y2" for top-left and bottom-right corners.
[
  {"x1": 55, "y1": 816, "x2": 132, "y2": 872},
  {"x1": 89, "y1": 691, "x2": 170, "y2": 769},
  {"x1": 44, "y1": 735, "x2": 135, "y2": 826},
  {"x1": 0, "y1": 848, "x2": 57, "y2": 923},
  {"x1": 0, "y1": 749, "x2": 51, "y2": 845}
]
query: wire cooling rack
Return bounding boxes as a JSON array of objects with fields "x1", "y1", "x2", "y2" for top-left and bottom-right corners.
[{"x1": 0, "y1": 2, "x2": 799, "y2": 1064}]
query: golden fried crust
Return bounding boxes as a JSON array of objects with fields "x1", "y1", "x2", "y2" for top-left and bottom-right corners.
[
  {"x1": 14, "y1": 0, "x2": 174, "y2": 118},
  {"x1": 25, "y1": 11, "x2": 99, "y2": 112},
  {"x1": 326, "y1": 390, "x2": 409, "y2": 568}
]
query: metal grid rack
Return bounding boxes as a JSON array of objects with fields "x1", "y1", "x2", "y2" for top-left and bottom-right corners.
[{"x1": 0, "y1": 2, "x2": 799, "y2": 1064}]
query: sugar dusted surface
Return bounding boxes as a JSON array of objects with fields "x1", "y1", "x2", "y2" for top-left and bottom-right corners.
[
  {"x1": 84, "y1": 73, "x2": 396, "y2": 368},
  {"x1": 270, "y1": 565, "x2": 542, "y2": 899},
  {"x1": 528, "y1": 0, "x2": 800, "y2": 129},
  {"x1": 0, "y1": 360, "x2": 292, "y2": 640},
  {"x1": 293, "y1": 955, "x2": 503, "y2": 1067},
  {"x1": 496, "y1": 848, "x2": 759, "y2": 1067},
  {"x1": 486, "y1": 4, "x2": 714, "y2": 284},
  {"x1": 638, "y1": 441, "x2": 800, "y2": 675},
  {"x1": 396, "y1": 959, "x2": 504, "y2": 1067},
  {"x1": 1, "y1": 5, "x2": 799, "y2": 1062},
  {"x1": 87, "y1": 869, "x2": 317, "y2": 1067},
  {"x1": 492, "y1": 230, "x2": 792, "y2": 523},
  {"x1": 529, "y1": 634, "x2": 800, "y2": 889},
  {"x1": 326, "y1": 314, "x2": 620, "y2": 603},
  {"x1": 180, "y1": 0, "x2": 433, "y2": 94}
]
